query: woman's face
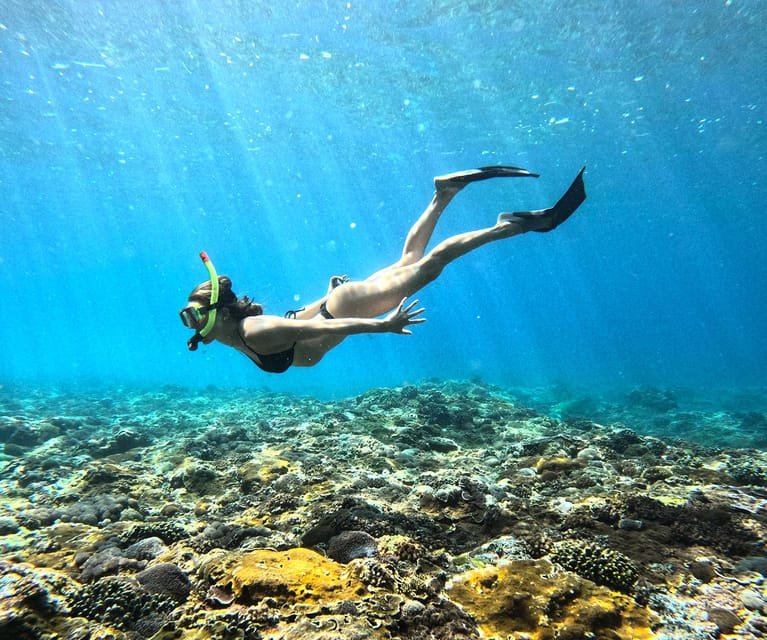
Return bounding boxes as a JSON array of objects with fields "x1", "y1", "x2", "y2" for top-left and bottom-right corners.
[
  {"x1": 180, "y1": 296, "x2": 220, "y2": 342},
  {"x1": 199, "y1": 304, "x2": 235, "y2": 343}
]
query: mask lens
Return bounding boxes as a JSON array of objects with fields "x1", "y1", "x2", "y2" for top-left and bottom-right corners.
[{"x1": 179, "y1": 306, "x2": 205, "y2": 328}]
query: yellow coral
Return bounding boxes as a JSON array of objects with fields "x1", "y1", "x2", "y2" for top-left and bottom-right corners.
[
  {"x1": 652, "y1": 494, "x2": 686, "y2": 507},
  {"x1": 446, "y1": 559, "x2": 656, "y2": 640},
  {"x1": 238, "y1": 457, "x2": 292, "y2": 490},
  {"x1": 535, "y1": 456, "x2": 586, "y2": 473},
  {"x1": 216, "y1": 548, "x2": 367, "y2": 605},
  {"x1": 258, "y1": 459, "x2": 291, "y2": 483}
]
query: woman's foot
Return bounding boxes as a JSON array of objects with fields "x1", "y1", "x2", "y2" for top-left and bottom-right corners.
[
  {"x1": 435, "y1": 165, "x2": 539, "y2": 193},
  {"x1": 498, "y1": 168, "x2": 586, "y2": 232}
]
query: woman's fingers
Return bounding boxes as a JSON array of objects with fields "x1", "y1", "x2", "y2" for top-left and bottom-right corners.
[
  {"x1": 401, "y1": 298, "x2": 423, "y2": 314},
  {"x1": 400, "y1": 298, "x2": 426, "y2": 321},
  {"x1": 389, "y1": 297, "x2": 426, "y2": 333}
]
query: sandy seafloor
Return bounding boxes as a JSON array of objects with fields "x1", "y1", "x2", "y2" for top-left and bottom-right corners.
[{"x1": 1, "y1": 380, "x2": 766, "y2": 640}]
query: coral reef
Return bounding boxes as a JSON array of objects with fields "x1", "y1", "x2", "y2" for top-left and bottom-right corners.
[
  {"x1": 135, "y1": 562, "x2": 192, "y2": 603},
  {"x1": 0, "y1": 561, "x2": 79, "y2": 639},
  {"x1": 447, "y1": 558, "x2": 655, "y2": 639},
  {"x1": 202, "y1": 547, "x2": 367, "y2": 605},
  {"x1": 68, "y1": 574, "x2": 176, "y2": 635},
  {"x1": 551, "y1": 540, "x2": 639, "y2": 593},
  {"x1": 69, "y1": 574, "x2": 174, "y2": 627},
  {"x1": 1, "y1": 380, "x2": 766, "y2": 638}
]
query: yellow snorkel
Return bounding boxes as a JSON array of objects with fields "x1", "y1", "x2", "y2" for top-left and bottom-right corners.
[
  {"x1": 183, "y1": 251, "x2": 220, "y2": 351},
  {"x1": 198, "y1": 251, "x2": 219, "y2": 338}
]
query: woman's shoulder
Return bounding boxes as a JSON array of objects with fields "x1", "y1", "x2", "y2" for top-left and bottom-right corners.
[
  {"x1": 241, "y1": 314, "x2": 303, "y2": 340},
  {"x1": 241, "y1": 314, "x2": 283, "y2": 330},
  {"x1": 240, "y1": 314, "x2": 298, "y2": 352}
]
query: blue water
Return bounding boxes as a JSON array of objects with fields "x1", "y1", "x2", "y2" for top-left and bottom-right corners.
[{"x1": 2, "y1": 1, "x2": 765, "y2": 398}]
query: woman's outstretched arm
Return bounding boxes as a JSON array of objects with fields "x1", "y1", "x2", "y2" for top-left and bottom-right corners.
[{"x1": 243, "y1": 298, "x2": 425, "y2": 345}]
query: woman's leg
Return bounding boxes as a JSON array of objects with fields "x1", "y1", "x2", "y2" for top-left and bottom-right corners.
[
  {"x1": 368, "y1": 165, "x2": 538, "y2": 278},
  {"x1": 397, "y1": 188, "x2": 459, "y2": 266},
  {"x1": 365, "y1": 187, "x2": 459, "y2": 281},
  {"x1": 328, "y1": 217, "x2": 526, "y2": 318},
  {"x1": 327, "y1": 167, "x2": 586, "y2": 319}
]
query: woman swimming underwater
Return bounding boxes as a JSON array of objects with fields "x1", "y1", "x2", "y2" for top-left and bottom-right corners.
[{"x1": 179, "y1": 165, "x2": 586, "y2": 373}]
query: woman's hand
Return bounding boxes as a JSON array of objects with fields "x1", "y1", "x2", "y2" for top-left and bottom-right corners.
[{"x1": 382, "y1": 298, "x2": 426, "y2": 334}]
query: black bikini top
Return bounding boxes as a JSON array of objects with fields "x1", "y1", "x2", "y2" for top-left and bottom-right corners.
[
  {"x1": 237, "y1": 305, "x2": 332, "y2": 374},
  {"x1": 238, "y1": 322, "x2": 295, "y2": 374}
]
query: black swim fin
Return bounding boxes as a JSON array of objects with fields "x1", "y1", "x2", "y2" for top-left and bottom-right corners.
[
  {"x1": 435, "y1": 165, "x2": 539, "y2": 190},
  {"x1": 499, "y1": 167, "x2": 586, "y2": 232}
]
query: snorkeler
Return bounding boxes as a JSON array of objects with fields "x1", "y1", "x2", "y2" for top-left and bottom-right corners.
[{"x1": 179, "y1": 166, "x2": 586, "y2": 373}]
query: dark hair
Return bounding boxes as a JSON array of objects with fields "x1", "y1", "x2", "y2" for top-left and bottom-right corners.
[{"x1": 188, "y1": 276, "x2": 263, "y2": 319}]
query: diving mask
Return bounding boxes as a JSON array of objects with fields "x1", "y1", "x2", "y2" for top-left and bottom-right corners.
[
  {"x1": 179, "y1": 303, "x2": 216, "y2": 329},
  {"x1": 182, "y1": 251, "x2": 220, "y2": 351}
]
